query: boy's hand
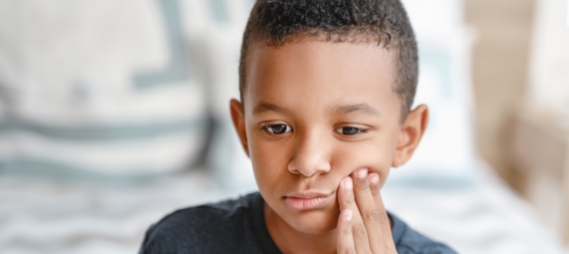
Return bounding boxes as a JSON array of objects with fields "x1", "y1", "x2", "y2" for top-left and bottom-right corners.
[{"x1": 337, "y1": 168, "x2": 397, "y2": 254}]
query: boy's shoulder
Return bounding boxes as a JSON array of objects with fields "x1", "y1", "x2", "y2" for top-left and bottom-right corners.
[
  {"x1": 139, "y1": 192, "x2": 277, "y2": 254},
  {"x1": 390, "y1": 213, "x2": 457, "y2": 254},
  {"x1": 148, "y1": 193, "x2": 254, "y2": 233}
]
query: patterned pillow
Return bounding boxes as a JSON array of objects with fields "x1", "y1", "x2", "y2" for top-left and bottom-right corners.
[{"x1": 0, "y1": 0, "x2": 209, "y2": 177}]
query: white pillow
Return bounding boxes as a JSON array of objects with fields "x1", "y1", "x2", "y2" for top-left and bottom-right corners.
[{"x1": 390, "y1": 0, "x2": 478, "y2": 185}]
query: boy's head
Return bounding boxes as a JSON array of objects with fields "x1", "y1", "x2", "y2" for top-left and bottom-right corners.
[{"x1": 230, "y1": 0, "x2": 427, "y2": 234}]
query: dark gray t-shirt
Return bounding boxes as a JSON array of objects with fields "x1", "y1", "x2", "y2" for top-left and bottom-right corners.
[{"x1": 140, "y1": 192, "x2": 457, "y2": 254}]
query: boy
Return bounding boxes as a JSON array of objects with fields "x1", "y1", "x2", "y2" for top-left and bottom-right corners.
[{"x1": 140, "y1": 0, "x2": 457, "y2": 253}]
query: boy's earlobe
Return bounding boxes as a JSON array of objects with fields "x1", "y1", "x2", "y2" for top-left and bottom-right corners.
[
  {"x1": 230, "y1": 99, "x2": 250, "y2": 156},
  {"x1": 392, "y1": 104, "x2": 429, "y2": 167}
]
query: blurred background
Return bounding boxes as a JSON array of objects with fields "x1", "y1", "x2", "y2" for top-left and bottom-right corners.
[{"x1": 0, "y1": 0, "x2": 568, "y2": 253}]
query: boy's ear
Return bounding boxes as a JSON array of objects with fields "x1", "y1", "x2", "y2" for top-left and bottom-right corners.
[
  {"x1": 392, "y1": 104, "x2": 429, "y2": 168},
  {"x1": 230, "y1": 99, "x2": 250, "y2": 157}
]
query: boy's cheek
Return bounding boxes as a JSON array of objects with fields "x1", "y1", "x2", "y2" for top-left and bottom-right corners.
[{"x1": 331, "y1": 146, "x2": 394, "y2": 181}]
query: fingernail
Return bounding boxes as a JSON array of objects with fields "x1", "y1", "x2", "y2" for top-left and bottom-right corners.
[
  {"x1": 357, "y1": 168, "x2": 368, "y2": 179},
  {"x1": 345, "y1": 209, "x2": 353, "y2": 221},
  {"x1": 370, "y1": 173, "x2": 379, "y2": 184},
  {"x1": 344, "y1": 178, "x2": 353, "y2": 190}
]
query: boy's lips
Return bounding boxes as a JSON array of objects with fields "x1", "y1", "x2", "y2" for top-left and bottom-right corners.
[{"x1": 284, "y1": 191, "x2": 335, "y2": 210}]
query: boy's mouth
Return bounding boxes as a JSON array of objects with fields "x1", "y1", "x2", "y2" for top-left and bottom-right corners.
[{"x1": 284, "y1": 191, "x2": 335, "y2": 210}]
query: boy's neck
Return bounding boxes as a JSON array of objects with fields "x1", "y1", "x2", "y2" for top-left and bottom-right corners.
[{"x1": 263, "y1": 202, "x2": 338, "y2": 254}]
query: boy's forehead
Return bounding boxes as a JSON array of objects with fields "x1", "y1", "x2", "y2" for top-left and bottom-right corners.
[
  {"x1": 243, "y1": 40, "x2": 400, "y2": 113},
  {"x1": 248, "y1": 39, "x2": 396, "y2": 69}
]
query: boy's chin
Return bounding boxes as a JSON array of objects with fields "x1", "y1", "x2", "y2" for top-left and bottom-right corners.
[{"x1": 285, "y1": 209, "x2": 339, "y2": 234}]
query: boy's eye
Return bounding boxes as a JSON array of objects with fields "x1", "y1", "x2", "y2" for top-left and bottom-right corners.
[
  {"x1": 263, "y1": 124, "x2": 292, "y2": 135},
  {"x1": 335, "y1": 126, "x2": 365, "y2": 135}
]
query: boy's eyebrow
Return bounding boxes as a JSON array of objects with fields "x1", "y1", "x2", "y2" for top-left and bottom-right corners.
[
  {"x1": 335, "y1": 103, "x2": 381, "y2": 116},
  {"x1": 253, "y1": 102, "x2": 290, "y2": 115},
  {"x1": 252, "y1": 102, "x2": 380, "y2": 116}
]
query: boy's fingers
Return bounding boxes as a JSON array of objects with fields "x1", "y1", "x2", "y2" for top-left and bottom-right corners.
[
  {"x1": 338, "y1": 177, "x2": 355, "y2": 211},
  {"x1": 337, "y1": 209, "x2": 356, "y2": 254},
  {"x1": 369, "y1": 173, "x2": 397, "y2": 253},
  {"x1": 338, "y1": 177, "x2": 372, "y2": 254},
  {"x1": 353, "y1": 169, "x2": 386, "y2": 254}
]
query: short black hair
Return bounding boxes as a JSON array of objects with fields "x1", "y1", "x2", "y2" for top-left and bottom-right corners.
[{"x1": 239, "y1": 0, "x2": 418, "y2": 117}]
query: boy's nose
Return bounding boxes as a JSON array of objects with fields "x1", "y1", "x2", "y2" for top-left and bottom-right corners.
[{"x1": 287, "y1": 130, "x2": 332, "y2": 177}]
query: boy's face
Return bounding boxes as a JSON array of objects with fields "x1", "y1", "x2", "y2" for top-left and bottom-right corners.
[{"x1": 231, "y1": 40, "x2": 425, "y2": 234}]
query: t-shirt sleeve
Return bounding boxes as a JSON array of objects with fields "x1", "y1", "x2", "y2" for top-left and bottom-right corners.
[
  {"x1": 139, "y1": 210, "x2": 195, "y2": 254},
  {"x1": 139, "y1": 223, "x2": 161, "y2": 254}
]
